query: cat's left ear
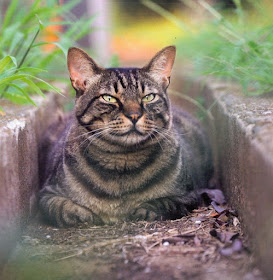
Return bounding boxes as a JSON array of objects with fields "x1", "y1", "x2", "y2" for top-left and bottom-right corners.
[
  {"x1": 143, "y1": 45, "x2": 176, "y2": 88},
  {"x1": 67, "y1": 47, "x2": 103, "y2": 95}
]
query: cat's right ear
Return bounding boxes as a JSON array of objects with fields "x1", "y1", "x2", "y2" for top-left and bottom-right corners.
[
  {"x1": 67, "y1": 47, "x2": 103, "y2": 95},
  {"x1": 143, "y1": 45, "x2": 176, "y2": 89}
]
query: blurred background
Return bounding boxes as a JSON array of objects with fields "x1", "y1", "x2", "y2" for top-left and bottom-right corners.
[
  {"x1": 0, "y1": 0, "x2": 272, "y2": 105},
  {"x1": 58, "y1": 0, "x2": 260, "y2": 65}
]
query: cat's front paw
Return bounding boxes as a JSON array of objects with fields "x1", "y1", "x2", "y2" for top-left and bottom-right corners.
[
  {"x1": 40, "y1": 195, "x2": 103, "y2": 227},
  {"x1": 128, "y1": 197, "x2": 192, "y2": 222},
  {"x1": 63, "y1": 203, "x2": 103, "y2": 227},
  {"x1": 129, "y1": 205, "x2": 160, "y2": 222}
]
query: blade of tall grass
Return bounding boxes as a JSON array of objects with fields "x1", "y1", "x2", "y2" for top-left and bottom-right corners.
[
  {"x1": 0, "y1": 56, "x2": 17, "y2": 73},
  {"x1": 7, "y1": 83, "x2": 37, "y2": 106},
  {"x1": 21, "y1": 78, "x2": 45, "y2": 98},
  {"x1": 141, "y1": 0, "x2": 191, "y2": 32},
  {"x1": 169, "y1": 89, "x2": 214, "y2": 120},
  {"x1": 1, "y1": 0, "x2": 18, "y2": 33}
]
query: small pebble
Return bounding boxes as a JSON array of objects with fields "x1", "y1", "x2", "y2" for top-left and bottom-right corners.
[{"x1": 144, "y1": 267, "x2": 151, "y2": 273}]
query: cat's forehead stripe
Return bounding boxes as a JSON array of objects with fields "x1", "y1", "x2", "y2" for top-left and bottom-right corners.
[
  {"x1": 115, "y1": 70, "x2": 127, "y2": 88},
  {"x1": 129, "y1": 70, "x2": 137, "y2": 88}
]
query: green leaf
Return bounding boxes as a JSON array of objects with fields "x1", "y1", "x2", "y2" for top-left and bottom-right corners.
[
  {"x1": 0, "y1": 56, "x2": 17, "y2": 73},
  {"x1": 21, "y1": 78, "x2": 46, "y2": 98},
  {"x1": 7, "y1": 83, "x2": 37, "y2": 106},
  {"x1": 43, "y1": 20, "x2": 75, "y2": 27},
  {"x1": 16, "y1": 67, "x2": 47, "y2": 73},
  {"x1": 8, "y1": 31, "x2": 24, "y2": 55},
  {"x1": 36, "y1": 14, "x2": 44, "y2": 30},
  {"x1": 0, "y1": 74, "x2": 32, "y2": 86},
  {"x1": 1, "y1": 0, "x2": 18, "y2": 32},
  {"x1": 32, "y1": 41, "x2": 67, "y2": 56},
  {"x1": 46, "y1": 0, "x2": 58, "y2": 8},
  {"x1": 2, "y1": 91, "x2": 31, "y2": 105},
  {"x1": 55, "y1": 0, "x2": 82, "y2": 15},
  {"x1": 74, "y1": 15, "x2": 97, "y2": 41},
  {"x1": 50, "y1": 42, "x2": 67, "y2": 56},
  {"x1": 32, "y1": 77, "x2": 63, "y2": 95},
  {"x1": 30, "y1": 0, "x2": 42, "y2": 12}
]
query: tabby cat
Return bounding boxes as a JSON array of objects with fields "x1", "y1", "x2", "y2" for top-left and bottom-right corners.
[{"x1": 39, "y1": 46, "x2": 213, "y2": 227}]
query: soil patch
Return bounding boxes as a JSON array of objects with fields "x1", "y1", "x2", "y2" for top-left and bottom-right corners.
[{"x1": 3, "y1": 202, "x2": 265, "y2": 280}]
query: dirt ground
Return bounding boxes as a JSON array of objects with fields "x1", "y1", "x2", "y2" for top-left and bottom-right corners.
[{"x1": 3, "y1": 199, "x2": 265, "y2": 280}]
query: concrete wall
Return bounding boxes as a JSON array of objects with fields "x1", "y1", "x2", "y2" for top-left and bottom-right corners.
[
  {"x1": 202, "y1": 80, "x2": 273, "y2": 279},
  {"x1": 170, "y1": 73, "x2": 273, "y2": 278},
  {"x1": 0, "y1": 92, "x2": 65, "y2": 264}
]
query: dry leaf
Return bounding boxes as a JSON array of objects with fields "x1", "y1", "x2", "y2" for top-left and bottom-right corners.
[
  {"x1": 199, "y1": 189, "x2": 226, "y2": 205},
  {"x1": 233, "y1": 217, "x2": 240, "y2": 226},
  {"x1": 220, "y1": 239, "x2": 243, "y2": 256},
  {"x1": 210, "y1": 229, "x2": 239, "y2": 243},
  {"x1": 194, "y1": 236, "x2": 201, "y2": 247},
  {"x1": 211, "y1": 201, "x2": 226, "y2": 214}
]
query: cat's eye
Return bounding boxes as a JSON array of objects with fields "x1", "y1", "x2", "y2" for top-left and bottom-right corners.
[
  {"x1": 102, "y1": 95, "x2": 117, "y2": 103},
  {"x1": 142, "y1": 94, "x2": 155, "y2": 103}
]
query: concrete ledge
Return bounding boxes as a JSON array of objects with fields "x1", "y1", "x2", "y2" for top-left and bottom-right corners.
[
  {"x1": 202, "y1": 80, "x2": 273, "y2": 279},
  {"x1": 0, "y1": 92, "x2": 65, "y2": 263}
]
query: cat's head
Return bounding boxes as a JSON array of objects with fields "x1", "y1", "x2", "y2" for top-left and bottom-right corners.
[{"x1": 67, "y1": 46, "x2": 176, "y2": 146}]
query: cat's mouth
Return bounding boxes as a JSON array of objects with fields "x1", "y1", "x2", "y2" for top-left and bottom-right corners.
[
  {"x1": 106, "y1": 126, "x2": 150, "y2": 146},
  {"x1": 121, "y1": 127, "x2": 144, "y2": 136}
]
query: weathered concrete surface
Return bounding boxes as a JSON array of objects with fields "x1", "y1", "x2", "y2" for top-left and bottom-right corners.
[
  {"x1": 201, "y1": 80, "x2": 273, "y2": 279},
  {"x1": 0, "y1": 91, "x2": 66, "y2": 264}
]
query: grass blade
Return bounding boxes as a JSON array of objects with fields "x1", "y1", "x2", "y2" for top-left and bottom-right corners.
[
  {"x1": 141, "y1": 0, "x2": 191, "y2": 32},
  {"x1": 1, "y1": 0, "x2": 18, "y2": 33},
  {"x1": 0, "y1": 56, "x2": 17, "y2": 73},
  {"x1": 22, "y1": 78, "x2": 46, "y2": 98},
  {"x1": 7, "y1": 83, "x2": 37, "y2": 106}
]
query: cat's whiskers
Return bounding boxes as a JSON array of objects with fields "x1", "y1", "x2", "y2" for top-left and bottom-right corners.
[
  {"x1": 77, "y1": 128, "x2": 107, "y2": 147},
  {"x1": 86, "y1": 128, "x2": 111, "y2": 144},
  {"x1": 151, "y1": 132, "x2": 164, "y2": 151},
  {"x1": 173, "y1": 130, "x2": 191, "y2": 137},
  {"x1": 78, "y1": 127, "x2": 109, "y2": 147},
  {"x1": 83, "y1": 128, "x2": 112, "y2": 153},
  {"x1": 153, "y1": 128, "x2": 172, "y2": 146},
  {"x1": 69, "y1": 127, "x2": 107, "y2": 142},
  {"x1": 156, "y1": 127, "x2": 190, "y2": 141},
  {"x1": 148, "y1": 132, "x2": 155, "y2": 143}
]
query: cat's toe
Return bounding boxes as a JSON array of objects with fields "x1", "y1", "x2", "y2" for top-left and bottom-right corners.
[
  {"x1": 61, "y1": 204, "x2": 103, "y2": 227},
  {"x1": 129, "y1": 207, "x2": 159, "y2": 222}
]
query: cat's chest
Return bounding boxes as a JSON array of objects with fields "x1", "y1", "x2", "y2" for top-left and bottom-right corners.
[{"x1": 86, "y1": 148, "x2": 149, "y2": 172}]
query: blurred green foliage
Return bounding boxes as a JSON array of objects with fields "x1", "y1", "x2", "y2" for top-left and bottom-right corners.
[
  {"x1": 0, "y1": 0, "x2": 96, "y2": 108},
  {"x1": 143, "y1": 0, "x2": 273, "y2": 96}
]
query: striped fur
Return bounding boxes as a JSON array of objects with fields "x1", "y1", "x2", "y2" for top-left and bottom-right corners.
[{"x1": 39, "y1": 46, "x2": 213, "y2": 227}]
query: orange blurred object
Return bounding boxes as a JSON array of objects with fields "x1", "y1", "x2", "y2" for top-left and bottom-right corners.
[
  {"x1": 42, "y1": 16, "x2": 63, "y2": 52},
  {"x1": 111, "y1": 37, "x2": 160, "y2": 65}
]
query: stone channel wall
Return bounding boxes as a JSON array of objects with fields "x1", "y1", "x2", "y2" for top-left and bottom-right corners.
[
  {"x1": 0, "y1": 91, "x2": 66, "y2": 264},
  {"x1": 202, "y1": 80, "x2": 273, "y2": 279},
  {"x1": 171, "y1": 75, "x2": 273, "y2": 279}
]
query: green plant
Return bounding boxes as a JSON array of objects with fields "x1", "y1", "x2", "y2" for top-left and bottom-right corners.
[
  {"x1": 0, "y1": 0, "x2": 96, "y2": 111},
  {"x1": 142, "y1": 0, "x2": 273, "y2": 96}
]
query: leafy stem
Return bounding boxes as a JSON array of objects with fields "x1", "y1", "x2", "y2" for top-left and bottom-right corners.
[{"x1": 0, "y1": 27, "x2": 40, "y2": 99}]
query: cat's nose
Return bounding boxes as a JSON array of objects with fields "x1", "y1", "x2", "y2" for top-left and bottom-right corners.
[{"x1": 127, "y1": 112, "x2": 141, "y2": 124}]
